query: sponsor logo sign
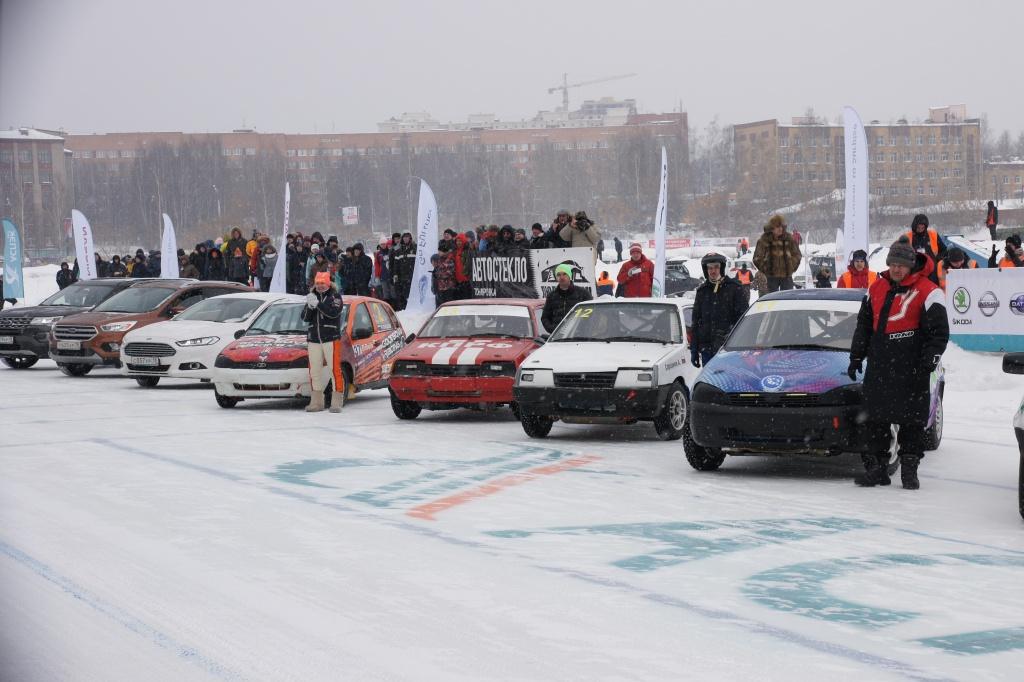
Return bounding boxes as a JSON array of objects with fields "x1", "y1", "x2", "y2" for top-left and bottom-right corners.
[
  {"x1": 760, "y1": 374, "x2": 784, "y2": 392},
  {"x1": 978, "y1": 291, "x2": 999, "y2": 317},
  {"x1": 1009, "y1": 292, "x2": 1024, "y2": 316},
  {"x1": 951, "y1": 287, "x2": 970, "y2": 315}
]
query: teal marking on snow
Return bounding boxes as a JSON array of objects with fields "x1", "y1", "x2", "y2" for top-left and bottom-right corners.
[
  {"x1": 744, "y1": 553, "x2": 1024, "y2": 630},
  {"x1": 916, "y1": 626, "x2": 1024, "y2": 656},
  {"x1": 488, "y1": 517, "x2": 874, "y2": 571},
  {"x1": 344, "y1": 444, "x2": 579, "y2": 508},
  {"x1": 267, "y1": 457, "x2": 447, "y2": 488}
]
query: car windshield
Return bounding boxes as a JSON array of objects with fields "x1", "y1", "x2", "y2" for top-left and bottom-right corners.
[
  {"x1": 93, "y1": 286, "x2": 176, "y2": 313},
  {"x1": 550, "y1": 303, "x2": 682, "y2": 344},
  {"x1": 39, "y1": 282, "x2": 120, "y2": 308},
  {"x1": 418, "y1": 304, "x2": 533, "y2": 339},
  {"x1": 245, "y1": 302, "x2": 347, "y2": 335},
  {"x1": 174, "y1": 297, "x2": 264, "y2": 323},
  {"x1": 724, "y1": 300, "x2": 861, "y2": 352}
]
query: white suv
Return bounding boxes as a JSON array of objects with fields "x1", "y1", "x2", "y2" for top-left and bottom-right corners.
[
  {"x1": 1002, "y1": 352, "x2": 1024, "y2": 520},
  {"x1": 513, "y1": 298, "x2": 699, "y2": 440}
]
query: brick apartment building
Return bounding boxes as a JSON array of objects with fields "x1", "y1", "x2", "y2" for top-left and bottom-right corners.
[
  {"x1": 0, "y1": 128, "x2": 73, "y2": 251},
  {"x1": 734, "y1": 106, "x2": 983, "y2": 208}
]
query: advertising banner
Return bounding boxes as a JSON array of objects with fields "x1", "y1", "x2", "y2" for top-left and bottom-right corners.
[
  {"x1": 160, "y1": 214, "x2": 178, "y2": 278},
  {"x1": 406, "y1": 180, "x2": 439, "y2": 315},
  {"x1": 946, "y1": 267, "x2": 1024, "y2": 351},
  {"x1": 342, "y1": 206, "x2": 359, "y2": 226},
  {"x1": 2, "y1": 218, "x2": 24, "y2": 298},
  {"x1": 647, "y1": 238, "x2": 692, "y2": 249},
  {"x1": 472, "y1": 247, "x2": 596, "y2": 299},
  {"x1": 842, "y1": 106, "x2": 869, "y2": 260},
  {"x1": 71, "y1": 210, "x2": 97, "y2": 280},
  {"x1": 652, "y1": 146, "x2": 668, "y2": 297},
  {"x1": 269, "y1": 182, "x2": 290, "y2": 293}
]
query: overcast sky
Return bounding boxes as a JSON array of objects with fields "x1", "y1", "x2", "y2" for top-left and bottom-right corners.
[{"x1": 2, "y1": 0, "x2": 1020, "y2": 137}]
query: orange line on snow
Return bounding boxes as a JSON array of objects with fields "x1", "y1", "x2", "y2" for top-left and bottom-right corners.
[{"x1": 406, "y1": 454, "x2": 601, "y2": 521}]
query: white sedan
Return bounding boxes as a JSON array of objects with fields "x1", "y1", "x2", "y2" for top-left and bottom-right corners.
[{"x1": 120, "y1": 292, "x2": 293, "y2": 387}]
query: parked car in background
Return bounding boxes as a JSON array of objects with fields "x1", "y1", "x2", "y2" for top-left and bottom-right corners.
[
  {"x1": 665, "y1": 260, "x2": 702, "y2": 296},
  {"x1": 120, "y1": 292, "x2": 292, "y2": 387},
  {"x1": 685, "y1": 288, "x2": 944, "y2": 472},
  {"x1": 212, "y1": 295, "x2": 405, "y2": 408},
  {"x1": 1002, "y1": 352, "x2": 1024, "y2": 520},
  {"x1": 0, "y1": 278, "x2": 139, "y2": 369},
  {"x1": 514, "y1": 298, "x2": 699, "y2": 440},
  {"x1": 49, "y1": 279, "x2": 251, "y2": 376},
  {"x1": 389, "y1": 298, "x2": 546, "y2": 420}
]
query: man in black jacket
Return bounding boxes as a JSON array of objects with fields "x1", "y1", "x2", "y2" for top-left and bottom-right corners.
[
  {"x1": 390, "y1": 233, "x2": 416, "y2": 309},
  {"x1": 56, "y1": 262, "x2": 77, "y2": 289},
  {"x1": 690, "y1": 252, "x2": 748, "y2": 367},
  {"x1": 541, "y1": 264, "x2": 592, "y2": 333},
  {"x1": 529, "y1": 223, "x2": 549, "y2": 249},
  {"x1": 345, "y1": 243, "x2": 374, "y2": 297},
  {"x1": 302, "y1": 271, "x2": 345, "y2": 413}
]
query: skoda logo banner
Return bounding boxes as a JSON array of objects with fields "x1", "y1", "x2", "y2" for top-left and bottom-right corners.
[{"x1": 951, "y1": 287, "x2": 971, "y2": 315}]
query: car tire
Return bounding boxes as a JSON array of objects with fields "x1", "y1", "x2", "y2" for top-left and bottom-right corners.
[
  {"x1": 390, "y1": 389, "x2": 421, "y2": 420},
  {"x1": 135, "y1": 376, "x2": 160, "y2": 388},
  {"x1": 2, "y1": 356, "x2": 38, "y2": 369},
  {"x1": 923, "y1": 397, "x2": 943, "y2": 451},
  {"x1": 653, "y1": 383, "x2": 687, "y2": 441},
  {"x1": 521, "y1": 415, "x2": 554, "y2": 438},
  {"x1": 683, "y1": 418, "x2": 725, "y2": 471},
  {"x1": 215, "y1": 390, "x2": 239, "y2": 408},
  {"x1": 58, "y1": 362, "x2": 92, "y2": 377}
]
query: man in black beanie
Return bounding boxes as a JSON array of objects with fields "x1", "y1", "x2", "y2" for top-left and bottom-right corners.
[
  {"x1": 848, "y1": 237, "x2": 949, "y2": 489},
  {"x1": 904, "y1": 214, "x2": 945, "y2": 285}
]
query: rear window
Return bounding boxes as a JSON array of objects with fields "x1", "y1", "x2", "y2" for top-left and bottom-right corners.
[
  {"x1": 40, "y1": 282, "x2": 120, "y2": 308},
  {"x1": 93, "y1": 287, "x2": 176, "y2": 313}
]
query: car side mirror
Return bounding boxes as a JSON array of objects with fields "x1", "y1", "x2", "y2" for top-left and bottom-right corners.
[
  {"x1": 351, "y1": 326, "x2": 373, "y2": 340},
  {"x1": 1003, "y1": 352, "x2": 1024, "y2": 375},
  {"x1": 168, "y1": 306, "x2": 185, "y2": 316},
  {"x1": 234, "y1": 329, "x2": 246, "y2": 339},
  {"x1": 539, "y1": 332, "x2": 550, "y2": 340},
  {"x1": 405, "y1": 333, "x2": 416, "y2": 343}
]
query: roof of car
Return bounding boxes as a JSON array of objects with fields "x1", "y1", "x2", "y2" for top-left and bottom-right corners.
[
  {"x1": 438, "y1": 298, "x2": 544, "y2": 309},
  {"x1": 122, "y1": 278, "x2": 204, "y2": 288},
  {"x1": 207, "y1": 292, "x2": 295, "y2": 301},
  {"x1": 583, "y1": 296, "x2": 688, "y2": 307},
  {"x1": 759, "y1": 288, "x2": 865, "y2": 302}
]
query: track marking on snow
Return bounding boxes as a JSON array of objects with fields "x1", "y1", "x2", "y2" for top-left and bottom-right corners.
[
  {"x1": 406, "y1": 454, "x2": 601, "y2": 520},
  {"x1": 0, "y1": 538, "x2": 246, "y2": 681},
  {"x1": 87, "y1": 437, "x2": 966, "y2": 681}
]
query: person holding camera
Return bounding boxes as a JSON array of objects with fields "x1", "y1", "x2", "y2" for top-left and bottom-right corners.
[
  {"x1": 558, "y1": 210, "x2": 602, "y2": 263},
  {"x1": 302, "y1": 271, "x2": 345, "y2": 413}
]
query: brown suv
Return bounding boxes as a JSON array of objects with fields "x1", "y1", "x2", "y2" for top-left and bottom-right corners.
[{"x1": 49, "y1": 279, "x2": 252, "y2": 376}]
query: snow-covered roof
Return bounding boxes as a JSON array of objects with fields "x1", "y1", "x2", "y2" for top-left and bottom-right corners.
[{"x1": 0, "y1": 128, "x2": 64, "y2": 141}]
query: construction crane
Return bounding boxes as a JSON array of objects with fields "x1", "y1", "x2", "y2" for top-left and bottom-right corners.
[{"x1": 547, "y1": 72, "x2": 637, "y2": 112}]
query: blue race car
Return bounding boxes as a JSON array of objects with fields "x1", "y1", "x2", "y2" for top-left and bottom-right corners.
[{"x1": 684, "y1": 288, "x2": 944, "y2": 472}]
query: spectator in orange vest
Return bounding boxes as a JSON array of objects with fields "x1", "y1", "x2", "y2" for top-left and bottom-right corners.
[
  {"x1": 735, "y1": 263, "x2": 753, "y2": 290},
  {"x1": 904, "y1": 214, "x2": 945, "y2": 285},
  {"x1": 985, "y1": 200, "x2": 998, "y2": 240},
  {"x1": 616, "y1": 243, "x2": 654, "y2": 297},
  {"x1": 989, "y1": 234, "x2": 1023, "y2": 268},
  {"x1": 837, "y1": 249, "x2": 878, "y2": 289},
  {"x1": 937, "y1": 247, "x2": 977, "y2": 290},
  {"x1": 596, "y1": 271, "x2": 615, "y2": 296}
]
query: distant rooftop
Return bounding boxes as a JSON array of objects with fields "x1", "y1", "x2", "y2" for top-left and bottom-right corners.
[{"x1": 0, "y1": 127, "x2": 65, "y2": 141}]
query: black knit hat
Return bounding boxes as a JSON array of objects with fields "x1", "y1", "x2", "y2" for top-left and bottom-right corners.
[
  {"x1": 912, "y1": 214, "x2": 929, "y2": 230},
  {"x1": 851, "y1": 249, "x2": 868, "y2": 262},
  {"x1": 886, "y1": 236, "x2": 917, "y2": 267},
  {"x1": 531, "y1": 223, "x2": 544, "y2": 233},
  {"x1": 1007, "y1": 234, "x2": 1023, "y2": 248},
  {"x1": 443, "y1": 228, "x2": 457, "y2": 238}
]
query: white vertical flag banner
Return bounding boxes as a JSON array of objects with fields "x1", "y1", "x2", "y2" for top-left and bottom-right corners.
[
  {"x1": 652, "y1": 146, "x2": 668, "y2": 297},
  {"x1": 834, "y1": 227, "x2": 845, "y2": 275},
  {"x1": 406, "y1": 180, "x2": 439, "y2": 314},
  {"x1": 270, "y1": 182, "x2": 290, "y2": 293},
  {"x1": 842, "y1": 106, "x2": 869, "y2": 263},
  {"x1": 71, "y1": 209, "x2": 97, "y2": 280},
  {"x1": 161, "y1": 213, "x2": 178, "y2": 278}
]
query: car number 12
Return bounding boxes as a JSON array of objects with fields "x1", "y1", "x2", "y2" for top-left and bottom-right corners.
[{"x1": 574, "y1": 308, "x2": 593, "y2": 318}]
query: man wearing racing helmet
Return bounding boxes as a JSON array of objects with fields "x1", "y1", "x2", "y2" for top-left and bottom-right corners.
[{"x1": 690, "y1": 252, "x2": 748, "y2": 367}]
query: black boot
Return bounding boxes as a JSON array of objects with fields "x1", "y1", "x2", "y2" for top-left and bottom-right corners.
[
  {"x1": 900, "y1": 455, "x2": 920, "y2": 490},
  {"x1": 854, "y1": 454, "x2": 891, "y2": 487}
]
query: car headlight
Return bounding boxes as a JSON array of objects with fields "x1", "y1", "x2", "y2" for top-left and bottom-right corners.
[
  {"x1": 100, "y1": 321, "x2": 137, "y2": 332},
  {"x1": 692, "y1": 382, "x2": 727, "y2": 404},
  {"x1": 393, "y1": 360, "x2": 426, "y2": 376},
  {"x1": 479, "y1": 361, "x2": 516, "y2": 377},
  {"x1": 31, "y1": 316, "x2": 63, "y2": 325},
  {"x1": 518, "y1": 371, "x2": 534, "y2": 382},
  {"x1": 175, "y1": 336, "x2": 220, "y2": 347},
  {"x1": 615, "y1": 367, "x2": 657, "y2": 388}
]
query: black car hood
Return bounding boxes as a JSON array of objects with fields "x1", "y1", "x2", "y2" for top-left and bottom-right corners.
[{"x1": 0, "y1": 304, "x2": 90, "y2": 319}]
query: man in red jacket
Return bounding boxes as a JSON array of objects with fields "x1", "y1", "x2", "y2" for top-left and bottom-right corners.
[{"x1": 616, "y1": 243, "x2": 654, "y2": 297}]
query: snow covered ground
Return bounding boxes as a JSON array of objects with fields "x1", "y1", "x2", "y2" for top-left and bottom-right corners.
[{"x1": 2, "y1": 267, "x2": 1024, "y2": 681}]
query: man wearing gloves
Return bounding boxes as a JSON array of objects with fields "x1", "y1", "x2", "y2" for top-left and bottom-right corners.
[
  {"x1": 302, "y1": 271, "x2": 345, "y2": 413},
  {"x1": 616, "y1": 243, "x2": 654, "y2": 297},
  {"x1": 848, "y1": 237, "x2": 949, "y2": 489},
  {"x1": 689, "y1": 252, "x2": 747, "y2": 367}
]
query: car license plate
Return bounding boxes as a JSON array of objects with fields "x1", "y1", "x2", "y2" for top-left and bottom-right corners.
[
  {"x1": 0, "y1": 335, "x2": 13, "y2": 345},
  {"x1": 132, "y1": 356, "x2": 160, "y2": 366},
  {"x1": 56, "y1": 340, "x2": 80, "y2": 350}
]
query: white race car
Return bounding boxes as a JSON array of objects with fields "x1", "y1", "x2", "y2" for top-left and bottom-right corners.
[
  {"x1": 513, "y1": 297, "x2": 699, "y2": 440},
  {"x1": 120, "y1": 292, "x2": 294, "y2": 387}
]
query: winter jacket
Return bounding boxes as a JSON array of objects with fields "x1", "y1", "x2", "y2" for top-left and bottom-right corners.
[
  {"x1": 690, "y1": 276, "x2": 748, "y2": 357},
  {"x1": 225, "y1": 230, "x2": 247, "y2": 259},
  {"x1": 108, "y1": 261, "x2": 128, "y2": 278},
  {"x1": 530, "y1": 234, "x2": 550, "y2": 249},
  {"x1": 936, "y1": 258, "x2": 977, "y2": 291},
  {"x1": 56, "y1": 269, "x2": 77, "y2": 289},
  {"x1": 434, "y1": 251, "x2": 457, "y2": 293},
  {"x1": 301, "y1": 287, "x2": 344, "y2": 343},
  {"x1": 837, "y1": 266, "x2": 878, "y2": 289},
  {"x1": 557, "y1": 221, "x2": 601, "y2": 255},
  {"x1": 453, "y1": 235, "x2": 473, "y2": 284},
  {"x1": 752, "y1": 225, "x2": 802, "y2": 278},
  {"x1": 986, "y1": 205, "x2": 998, "y2": 227},
  {"x1": 616, "y1": 254, "x2": 654, "y2": 297},
  {"x1": 546, "y1": 221, "x2": 571, "y2": 249},
  {"x1": 307, "y1": 259, "x2": 331, "y2": 288},
  {"x1": 130, "y1": 261, "x2": 151, "y2": 278},
  {"x1": 989, "y1": 244, "x2": 1024, "y2": 268},
  {"x1": 205, "y1": 254, "x2": 227, "y2": 281},
  {"x1": 260, "y1": 251, "x2": 279, "y2": 279},
  {"x1": 541, "y1": 284, "x2": 592, "y2": 333},
  {"x1": 904, "y1": 228, "x2": 946, "y2": 284},
  {"x1": 850, "y1": 254, "x2": 949, "y2": 425},
  {"x1": 179, "y1": 263, "x2": 201, "y2": 279},
  {"x1": 288, "y1": 249, "x2": 309, "y2": 292},
  {"x1": 613, "y1": 237, "x2": 623, "y2": 254},
  {"x1": 596, "y1": 274, "x2": 615, "y2": 296},
  {"x1": 814, "y1": 272, "x2": 832, "y2": 288},
  {"x1": 344, "y1": 252, "x2": 374, "y2": 296},
  {"x1": 390, "y1": 242, "x2": 417, "y2": 285},
  {"x1": 227, "y1": 250, "x2": 250, "y2": 282}
]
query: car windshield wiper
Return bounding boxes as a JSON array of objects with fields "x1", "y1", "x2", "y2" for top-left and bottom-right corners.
[
  {"x1": 553, "y1": 335, "x2": 603, "y2": 342},
  {"x1": 601, "y1": 335, "x2": 669, "y2": 344},
  {"x1": 470, "y1": 332, "x2": 522, "y2": 339},
  {"x1": 245, "y1": 327, "x2": 270, "y2": 335},
  {"x1": 277, "y1": 329, "x2": 308, "y2": 335},
  {"x1": 761, "y1": 343, "x2": 846, "y2": 351}
]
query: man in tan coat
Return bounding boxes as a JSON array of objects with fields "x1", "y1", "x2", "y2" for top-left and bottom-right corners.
[
  {"x1": 558, "y1": 211, "x2": 602, "y2": 264},
  {"x1": 752, "y1": 214, "x2": 802, "y2": 292}
]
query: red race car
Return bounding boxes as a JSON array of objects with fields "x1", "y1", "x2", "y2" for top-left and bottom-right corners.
[
  {"x1": 388, "y1": 298, "x2": 546, "y2": 419},
  {"x1": 212, "y1": 295, "x2": 406, "y2": 408}
]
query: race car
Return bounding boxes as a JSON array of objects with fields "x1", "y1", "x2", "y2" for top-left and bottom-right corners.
[
  {"x1": 120, "y1": 292, "x2": 291, "y2": 387},
  {"x1": 211, "y1": 295, "x2": 405, "y2": 408},
  {"x1": 685, "y1": 288, "x2": 945, "y2": 472},
  {"x1": 388, "y1": 298, "x2": 546, "y2": 419},
  {"x1": 513, "y1": 298, "x2": 700, "y2": 440},
  {"x1": 1002, "y1": 352, "x2": 1024, "y2": 519}
]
